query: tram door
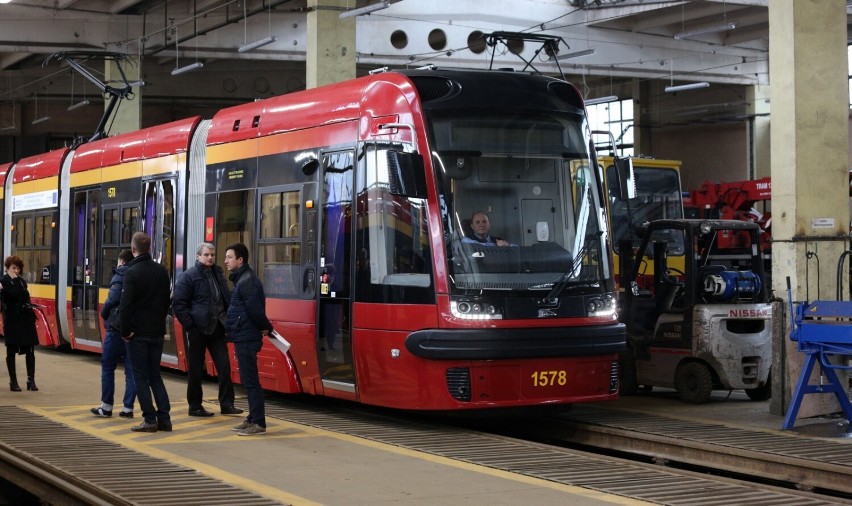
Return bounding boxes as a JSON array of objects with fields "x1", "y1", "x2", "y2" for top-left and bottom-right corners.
[
  {"x1": 141, "y1": 178, "x2": 178, "y2": 361},
  {"x1": 70, "y1": 189, "x2": 102, "y2": 345},
  {"x1": 317, "y1": 151, "x2": 354, "y2": 389}
]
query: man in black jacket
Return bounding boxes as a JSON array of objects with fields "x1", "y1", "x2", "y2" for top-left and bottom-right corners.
[
  {"x1": 173, "y1": 242, "x2": 243, "y2": 417},
  {"x1": 224, "y1": 243, "x2": 273, "y2": 436},
  {"x1": 119, "y1": 232, "x2": 173, "y2": 433}
]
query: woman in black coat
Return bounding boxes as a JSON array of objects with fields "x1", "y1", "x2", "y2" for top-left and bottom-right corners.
[{"x1": 1, "y1": 256, "x2": 39, "y2": 391}]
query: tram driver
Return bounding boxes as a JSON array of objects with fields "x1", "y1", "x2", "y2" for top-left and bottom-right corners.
[{"x1": 462, "y1": 211, "x2": 515, "y2": 247}]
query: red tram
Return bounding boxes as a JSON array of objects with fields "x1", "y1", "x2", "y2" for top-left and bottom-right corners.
[{"x1": 1, "y1": 69, "x2": 625, "y2": 410}]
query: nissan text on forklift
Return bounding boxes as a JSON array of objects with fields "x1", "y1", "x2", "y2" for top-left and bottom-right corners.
[{"x1": 611, "y1": 160, "x2": 772, "y2": 404}]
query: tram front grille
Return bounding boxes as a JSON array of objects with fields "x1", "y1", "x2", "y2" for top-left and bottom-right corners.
[
  {"x1": 446, "y1": 367, "x2": 471, "y2": 401},
  {"x1": 610, "y1": 360, "x2": 619, "y2": 394}
]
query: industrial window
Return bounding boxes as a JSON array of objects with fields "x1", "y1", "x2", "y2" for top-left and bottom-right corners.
[{"x1": 588, "y1": 98, "x2": 634, "y2": 158}]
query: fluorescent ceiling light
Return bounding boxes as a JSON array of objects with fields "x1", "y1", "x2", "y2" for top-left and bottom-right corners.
[
  {"x1": 0, "y1": 125, "x2": 15, "y2": 131},
  {"x1": 340, "y1": 1, "x2": 389, "y2": 19},
  {"x1": 171, "y1": 62, "x2": 204, "y2": 76},
  {"x1": 31, "y1": 116, "x2": 51, "y2": 125},
  {"x1": 585, "y1": 95, "x2": 619, "y2": 105},
  {"x1": 239, "y1": 36, "x2": 277, "y2": 53},
  {"x1": 674, "y1": 21, "x2": 738, "y2": 40},
  {"x1": 556, "y1": 48, "x2": 596, "y2": 60},
  {"x1": 665, "y1": 82, "x2": 710, "y2": 93},
  {"x1": 67, "y1": 99, "x2": 90, "y2": 111}
]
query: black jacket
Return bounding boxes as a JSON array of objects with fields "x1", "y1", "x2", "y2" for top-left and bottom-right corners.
[
  {"x1": 173, "y1": 260, "x2": 230, "y2": 334},
  {"x1": 225, "y1": 264, "x2": 273, "y2": 343},
  {"x1": 118, "y1": 253, "x2": 171, "y2": 338},
  {"x1": 100, "y1": 264, "x2": 128, "y2": 330},
  {"x1": 0, "y1": 274, "x2": 38, "y2": 347}
]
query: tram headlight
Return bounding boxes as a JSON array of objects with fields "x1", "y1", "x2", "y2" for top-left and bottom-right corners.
[
  {"x1": 585, "y1": 294, "x2": 616, "y2": 318},
  {"x1": 451, "y1": 299, "x2": 503, "y2": 320}
]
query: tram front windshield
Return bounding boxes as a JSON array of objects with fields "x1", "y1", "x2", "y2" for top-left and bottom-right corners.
[{"x1": 431, "y1": 112, "x2": 610, "y2": 293}]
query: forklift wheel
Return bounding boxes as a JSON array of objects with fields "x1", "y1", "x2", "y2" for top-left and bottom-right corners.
[
  {"x1": 745, "y1": 371, "x2": 772, "y2": 401},
  {"x1": 675, "y1": 362, "x2": 713, "y2": 404}
]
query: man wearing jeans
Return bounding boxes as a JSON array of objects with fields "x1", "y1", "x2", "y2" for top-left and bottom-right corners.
[
  {"x1": 224, "y1": 243, "x2": 273, "y2": 436},
  {"x1": 91, "y1": 249, "x2": 136, "y2": 418},
  {"x1": 119, "y1": 232, "x2": 173, "y2": 433}
]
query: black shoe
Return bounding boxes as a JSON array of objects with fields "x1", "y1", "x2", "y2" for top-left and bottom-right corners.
[
  {"x1": 26, "y1": 381, "x2": 37, "y2": 391},
  {"x1": 157, "y1": 421, "x2": 173, "y2": 432},
  {"x1": 131, "y1": 421, "x2": 158, "y2": 433},
  {"x1": 9, "y1": 382, "x2": 20, "y2": 392},
  {"x1": 188, "y1": 407, "x2": 215, "y2": 417},
  {"x1": 221, "y1": 406, "x2": 244, "y2": 415},
  {"x1": 118, "y1": 411, "x2": 134, "y2": 418},
  {"x1": 91, "y1": 407, "x2": 113, "y2": 417}
]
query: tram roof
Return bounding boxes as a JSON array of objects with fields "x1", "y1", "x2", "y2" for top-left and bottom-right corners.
[
  {"x1": 70, "y1": 116, "x2": 202, "y2": 173},
  {"x1": 206, "y1": 69, "x2": 585, "y2": 147},
  {"x1": 0, "y1": 162, "x2": 9, "y2": 188},
  {"x1": 207, "y1": 72, "x2": 399, "y2": 146},
  {"x1": 13, "y1": 148, "x2": 69, "y2": 183}
]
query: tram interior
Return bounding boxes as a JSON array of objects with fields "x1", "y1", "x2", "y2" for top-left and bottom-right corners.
[{"x1": 446, "y1": 155, "x2": 577, "y2": 286}]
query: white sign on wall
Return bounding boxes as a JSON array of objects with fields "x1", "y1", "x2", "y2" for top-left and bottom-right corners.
[{"x1": 811, "y1": 217, "x2": 835, "y2": 229}]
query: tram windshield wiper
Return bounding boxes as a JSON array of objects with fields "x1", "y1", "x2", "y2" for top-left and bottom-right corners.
[{"x1": 539, "y1": 232, "x2": 601, "y2": 306}]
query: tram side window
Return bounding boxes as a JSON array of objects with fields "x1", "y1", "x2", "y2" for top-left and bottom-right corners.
[
  {"x1": 355, "y1": 143, "x2": 433, "y2": 304},
  {"x1": 142, "y1": 179, "x2": 175, "y2": 273},
  {"x1": 257, "y1": 189, "x2": 301, "y2": 298},
  {"x1": 214, "y1": 190, "x2": 256, "y2": 267},
  {"x1": 101, "y1": 205, "x2": 136, "y2": 286},
  {"x1": 12, "y1": 212, "x2": 53, "y2": 284}
]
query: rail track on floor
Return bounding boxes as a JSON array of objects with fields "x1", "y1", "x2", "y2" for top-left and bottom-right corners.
[{"x1": 1, "y1": 391, "x2": 850, "y2": 505}]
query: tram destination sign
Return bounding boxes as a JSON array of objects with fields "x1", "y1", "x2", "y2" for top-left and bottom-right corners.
[{"x1": 12, "y1": 189, "x2": 58, "y2": 211}]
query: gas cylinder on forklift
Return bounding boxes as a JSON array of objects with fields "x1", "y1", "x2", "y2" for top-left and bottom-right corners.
[{"x1": 618, "y1": 219, "x2": 773, "y2": 404}]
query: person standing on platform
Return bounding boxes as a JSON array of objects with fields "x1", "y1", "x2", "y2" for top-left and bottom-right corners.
[
  {"x1": 224, "y1": 243, "x2": 273, "y2": 436},
  {"x1": 91, "y1": 249, "x2": 136, "y2": 418},
  {"x1": 173, "y1": 242, "x2": 244, "y2": 417},
  {"x1": 1, "y1": 256, "x2": 40, "y2": 392},
  {"x1": 119, "y1": 232, "x2": 172, "y2": 433}
]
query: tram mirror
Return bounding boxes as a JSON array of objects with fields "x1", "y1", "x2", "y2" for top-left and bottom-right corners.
[
  {"x1": 387, "y1": 151, "x2": 427, "y2": 199},
  {"x1": 614, "y1": 157, "x2": 635, "y2": 200}
]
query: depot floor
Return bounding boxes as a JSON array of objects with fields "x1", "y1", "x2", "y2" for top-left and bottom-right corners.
[{"x1": 0, "y1": 348, "x2": 668, "y2": 506}]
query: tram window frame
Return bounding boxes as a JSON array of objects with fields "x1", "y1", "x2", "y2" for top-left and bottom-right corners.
[
  {"x1": 257, "y1": 185, "x2": 303, "y2": 299},
  {"x1": 11, "y1": 210, "x2": 55, "y2": 284},
  {"x1": 355, "y1": 141, "x2": 434, "y2": 304},
  {"x1": 212, "y1": 189, "x2": 257, "y2": 272},
  {"x1": 100, "y1": 203, "x2": 136, "y2": 287},
  {"x1": 141, "y1": 177, "x2": 175, "y2": 275}
]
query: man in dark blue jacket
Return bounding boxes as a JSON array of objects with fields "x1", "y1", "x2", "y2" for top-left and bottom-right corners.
[
  {"x1": 173, "y1": 242, "x2": 243, "y2": 417},
  {"x1": 224, "y1": 243, "x2": 273, "y2": 436},
  {"x1": 91, "y1": 249, "x2": 136, "y2": 418},
  {"x1": 119, "y1": 232, "x2": 173, "y2": 433}
]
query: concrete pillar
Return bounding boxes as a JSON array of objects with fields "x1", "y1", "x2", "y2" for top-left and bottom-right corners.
[
  {"x1": 105, "y1": 58, "x2": 141, "y2": 135},
  {"x1": 632, "y1": 79, "x2": 650, "y2": 155},
  {"x1": 769, "y1": 0, "x2": 850, "y2": 419},
  {"x1": 306, "y1": 0, "x2": 356, "y2": 89},
  {"x1": 747, "y1": 85, "x2": 771, "y2": 180}
]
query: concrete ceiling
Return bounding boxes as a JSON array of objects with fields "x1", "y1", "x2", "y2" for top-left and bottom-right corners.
[{"x1": 0, "y1": 0, "x2": 840, "y2": 131}]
